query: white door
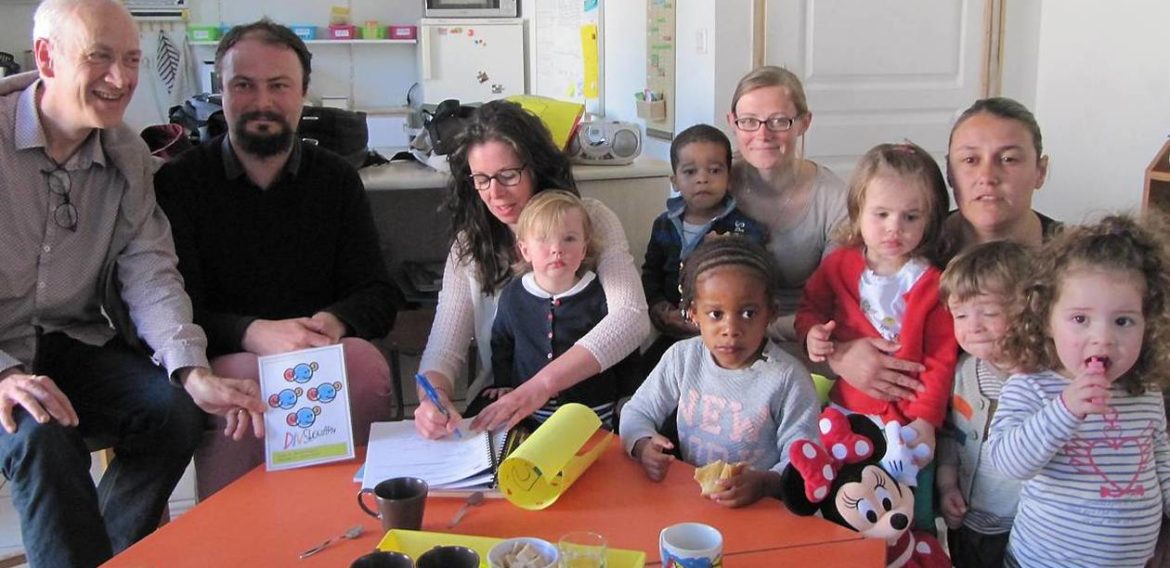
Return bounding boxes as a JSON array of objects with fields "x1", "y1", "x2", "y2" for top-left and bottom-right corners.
[
  {"x1": 765, "y1": 0, "x2": 989, "y2": 180},
  {"x1": 420, "y1": 19, "x2": 527, "y2": 104}
]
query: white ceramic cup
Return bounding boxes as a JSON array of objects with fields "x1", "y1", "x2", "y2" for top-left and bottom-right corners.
[{"x1": 659, "y1": 522, "x2": 723, "y2": 568}]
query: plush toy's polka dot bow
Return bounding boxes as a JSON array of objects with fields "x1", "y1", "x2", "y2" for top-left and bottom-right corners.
[{"x1": 788, "y1": 407, "x2": 874, "y2": 502}]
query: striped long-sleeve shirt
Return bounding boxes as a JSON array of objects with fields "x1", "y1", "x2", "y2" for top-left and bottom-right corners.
[{"x1": 987, "y1": 370, "x2": 1170, "y2": 567}]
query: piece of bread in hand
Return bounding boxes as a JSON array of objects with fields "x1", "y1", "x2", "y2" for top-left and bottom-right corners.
[{"x1": 693, "y1": 460, "x2": 747, "y2": 496}]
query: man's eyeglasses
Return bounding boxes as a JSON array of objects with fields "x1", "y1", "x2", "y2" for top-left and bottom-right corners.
[
  {"x1": 43, "y1": 167, "x2": 78, "y2": 232},
  {"x1": 470, "y1": 166, "x2": 526, "y2": 191},
  {"x1": 732, "y1": 115, "x2": 801, "y2": 132}
]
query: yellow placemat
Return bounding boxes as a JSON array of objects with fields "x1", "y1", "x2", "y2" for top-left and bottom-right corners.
[{"x1": 378, "y1": 529, "x2": 645, "y2": 567}]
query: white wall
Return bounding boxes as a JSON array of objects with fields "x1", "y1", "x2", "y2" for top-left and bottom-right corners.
[
  {"x1": 601, "y1": 0, "x2": 672, "y2": 159},
  {"x1": 999, "y1": 0, "x2": 1042, "y2": 110},
  {"x1": 602, "y1": 0, "x2": 754, "y2": 162},
  {"x1": 0, "y1": 1, "x2": 36, "y2": 72},
  {"x1": 0, "y1": 0, "x2": 34, "y2": 55},
  {"x1": 672, "y1": 0, "x2": 753, "y2": 136},
  {"x1": 1029, "y1": 0, "x2": 1170, "y2": 223},
  {"x1": 672, "y1": 1, "x2": 716, "y2": 131}
]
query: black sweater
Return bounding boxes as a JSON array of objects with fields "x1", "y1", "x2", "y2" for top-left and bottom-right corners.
[{"x1": 155, "y1": 137, "x2": 402, "y2": 356}]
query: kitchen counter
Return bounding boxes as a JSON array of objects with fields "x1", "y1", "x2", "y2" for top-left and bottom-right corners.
[
  {"x1": 359, "y1": 155, "x2": 672, "y2": 191},
  {"x1": 360, "y1": 156, "x2": 672, "y2": 275}
]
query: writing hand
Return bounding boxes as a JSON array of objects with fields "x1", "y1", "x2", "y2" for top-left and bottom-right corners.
[{"x1": 412, "y1": 385, "x2": 464, "y2": 440}]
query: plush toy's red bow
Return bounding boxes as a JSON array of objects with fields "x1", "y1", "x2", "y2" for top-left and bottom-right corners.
[{"x1": 788, "y1": 408, "x2": 875, "y2": 502}]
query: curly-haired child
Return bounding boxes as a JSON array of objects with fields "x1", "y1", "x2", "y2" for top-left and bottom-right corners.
[
  {"x1": 987, "y1": 215, "x2": 1170, "y2": 567},
  {"x1": 936, "y1": 241, "x2": 1031, "y2": 568}
]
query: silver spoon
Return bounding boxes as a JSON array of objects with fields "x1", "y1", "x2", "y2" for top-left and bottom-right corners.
[
  {"x1": 447, "y1": 491, "x2": 486, "y2": 528},
  {"x1": 299, "y1": 524, "x2": 364, "y2": 559}
]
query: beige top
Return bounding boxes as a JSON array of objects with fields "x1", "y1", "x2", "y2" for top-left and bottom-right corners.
[
  {"x1": 419, "y1": 197, "x2": 649, "y2": 397},
  {"x1": 730, "y1": 160, "x2": 848, "y2": 318}
]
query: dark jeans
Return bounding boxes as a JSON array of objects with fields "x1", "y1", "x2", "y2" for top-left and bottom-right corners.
[
  {"x1": 949, "y1": 525, "x2": 1010, "y2": 568},
  {"x1": 0, "y1": 333, "x2": 204, "y2": 568}
]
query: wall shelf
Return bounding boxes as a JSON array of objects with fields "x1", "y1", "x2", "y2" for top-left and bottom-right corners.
[
  {"x1": 188, "y1": 35, "x2": 418, "y2": 110},
  {"x1": 1143, "y1": 139, "x2": 1170, "y2": 214},
  {"x1": 191, "y1": 39, "x2": 416, "y2": 45}
]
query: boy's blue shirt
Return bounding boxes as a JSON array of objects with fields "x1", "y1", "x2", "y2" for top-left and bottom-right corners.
[{"x1": 641, "y1": 194, "x2": 768, "y2": 307}]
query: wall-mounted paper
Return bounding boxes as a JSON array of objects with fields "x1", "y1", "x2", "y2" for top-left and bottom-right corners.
[{"x1": 581, "y1": 23, "x2": 600, "y2": 99}]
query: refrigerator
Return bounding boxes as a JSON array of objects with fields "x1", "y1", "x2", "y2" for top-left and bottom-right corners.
[{"x1": 419, "y1": 18, "x2": 527, "y2": 104}]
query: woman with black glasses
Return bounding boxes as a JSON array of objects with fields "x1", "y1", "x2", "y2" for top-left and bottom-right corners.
[
  {"x1": 412, "y1": 100, "x2": 649, "y2": 439},
  {"x1": 726, "y1": 66, "x2": 848, "y2": 343}
]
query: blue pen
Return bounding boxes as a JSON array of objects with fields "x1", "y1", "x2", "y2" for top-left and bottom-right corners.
[{"x1": 415, "y1": 373, "x2": 463, "y2": 439}]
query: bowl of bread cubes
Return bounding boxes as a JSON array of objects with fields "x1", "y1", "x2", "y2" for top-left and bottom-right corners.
[{"x1": 488, "y1": 536, "x2": 559, "y2": 568}]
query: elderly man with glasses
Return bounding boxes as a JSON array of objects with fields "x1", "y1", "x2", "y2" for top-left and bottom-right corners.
[{"x1": 0, "y1": 1, "x2": 266, "y2": 566}]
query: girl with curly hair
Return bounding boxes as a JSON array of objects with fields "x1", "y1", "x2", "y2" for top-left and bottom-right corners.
[{"x1": 988, "y1": 214, "x2": 1170, "y2": 567}]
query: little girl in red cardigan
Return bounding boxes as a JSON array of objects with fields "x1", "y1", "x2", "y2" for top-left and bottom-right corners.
[{"x1": 795, "y1": 142, "x2": 958, "y2": 485}]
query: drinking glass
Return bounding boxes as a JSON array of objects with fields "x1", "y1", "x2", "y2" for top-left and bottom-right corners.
[{"x1": 558, "y1": 531, "x2": 606, "y2": 568}]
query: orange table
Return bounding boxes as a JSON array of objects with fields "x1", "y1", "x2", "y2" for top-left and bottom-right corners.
[{"x1": 105, "y1": 441, "x2": 882, "y2": 567}]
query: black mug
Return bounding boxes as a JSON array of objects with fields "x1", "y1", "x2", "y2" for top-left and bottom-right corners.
[
  {"x1": 416, "y1": 545, "x2": 479, "y2": 568},
  {"x1": 350, "y1": 550, "x2": 414, "y2": 568}
]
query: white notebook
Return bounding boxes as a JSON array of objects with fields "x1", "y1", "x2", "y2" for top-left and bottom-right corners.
[{"x1": 360, "y1": 419, "x2": 510, "y2": 496}]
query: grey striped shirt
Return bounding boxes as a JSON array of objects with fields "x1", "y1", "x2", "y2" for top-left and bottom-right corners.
[
  {"x1": 0, "y1": 76, "x2": 207, "y2": 376},
  {"x1": 988, "y1": 369, "x2": 1170, "y2": 567}
]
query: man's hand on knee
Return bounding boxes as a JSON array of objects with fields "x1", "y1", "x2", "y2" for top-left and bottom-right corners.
[
  {"x1": 0, "y1": 368, "x2": 79, "y2": 433},
  {"x1": 177, "y1": 367, "x2": 267, "y2": 440}
]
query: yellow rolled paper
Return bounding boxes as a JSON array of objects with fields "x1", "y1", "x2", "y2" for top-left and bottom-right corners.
[{"x1": 497, "y1": 403, "x2": 612, "y2": 510}]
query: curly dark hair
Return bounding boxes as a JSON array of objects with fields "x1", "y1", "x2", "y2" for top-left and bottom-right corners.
[
  {"x1": 444, "y1": 101, "x2": 578, "y2": 294},
  {"x1": 834, "y1": 142, "x2": 951, "y2": 266},
  {"x1": 999, "y1": 214, "x2": 1170, "y2": 394},
  {"x1": 679, "y1": 235, "x2": 782, "y2": 317}
]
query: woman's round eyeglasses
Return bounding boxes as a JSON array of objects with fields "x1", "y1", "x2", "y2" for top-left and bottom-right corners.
[{"x1": 470, "y1": 166, "x2": 526, "y2": 191}]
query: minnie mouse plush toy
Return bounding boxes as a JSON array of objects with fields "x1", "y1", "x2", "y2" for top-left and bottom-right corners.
[{"x1": 780, "y1": 408, "x2": 950, "y2": 568}]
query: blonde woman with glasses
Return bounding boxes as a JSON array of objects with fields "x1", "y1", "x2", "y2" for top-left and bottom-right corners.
[{"x1": 727, "y1": 66, "x2": 848, "y2": 344}]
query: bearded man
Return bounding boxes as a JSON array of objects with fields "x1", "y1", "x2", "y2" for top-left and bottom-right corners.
[{"x1": 154, "y1": 19, "x2": 402, "y2": 500}]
